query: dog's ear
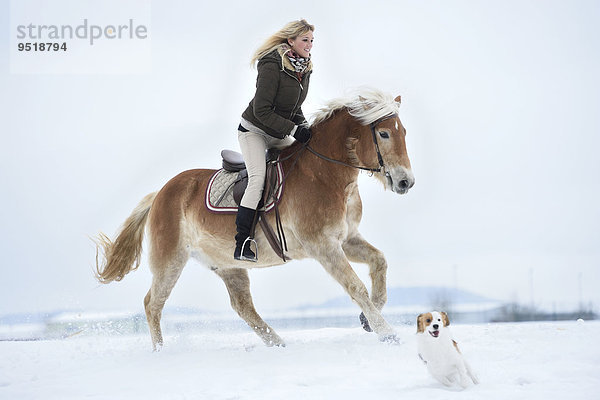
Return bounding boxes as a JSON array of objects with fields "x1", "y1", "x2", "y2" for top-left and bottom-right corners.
[
  {"x1": 417, "y1": 314, "x2": 424, "y2": 333},
  {"x1": 441, "y1": 312, "x2": 450, "y2": 327}
]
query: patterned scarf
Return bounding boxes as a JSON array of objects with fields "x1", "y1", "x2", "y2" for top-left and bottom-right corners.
[{"x1": 281, "y1": 44, "x2": 311, "y2": 77}]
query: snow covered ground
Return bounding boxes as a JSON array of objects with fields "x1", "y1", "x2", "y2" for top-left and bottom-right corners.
[{"x1": 1, "y1": 320, "x2": 598, "y2": 400}]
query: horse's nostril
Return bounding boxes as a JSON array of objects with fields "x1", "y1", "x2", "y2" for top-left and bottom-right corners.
[{"x1": 399, "y1": 180, "x2": 409, "y2": 189}]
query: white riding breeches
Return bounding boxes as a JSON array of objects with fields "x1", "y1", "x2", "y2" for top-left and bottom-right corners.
[{"x1": 237, "y1": 129, "x2": 295, "y2": 210}]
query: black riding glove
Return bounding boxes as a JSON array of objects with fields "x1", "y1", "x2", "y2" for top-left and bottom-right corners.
[{"x1": 293, "y1": 125, "x2": 312, "y2": 144}]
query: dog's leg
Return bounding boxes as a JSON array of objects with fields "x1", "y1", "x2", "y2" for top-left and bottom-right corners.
[
  {"x1": 456, "y1": 362, "x2": 473, "y2": 388},
  {"x1": 435, "y1": 374, "x2": 454, "y2": 387},
  {"x1": 465, "y1": 360, "x2": 480, "y2": 385}
]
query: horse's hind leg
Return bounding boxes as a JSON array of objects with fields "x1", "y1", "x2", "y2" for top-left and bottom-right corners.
[
  {"x1": 144, "y1": 250, "x2": 188, "y2": 351},
  {"x1": 216, "y1": 268, "x2": 285, "y2": 347}
]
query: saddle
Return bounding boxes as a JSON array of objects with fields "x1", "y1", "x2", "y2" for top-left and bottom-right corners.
[
  {"x1": 220, "y1": 149, "x2": 281, "y2": 208},
  {"x1": 208, "y1": 149, "x2": 288, "y2": 261}
]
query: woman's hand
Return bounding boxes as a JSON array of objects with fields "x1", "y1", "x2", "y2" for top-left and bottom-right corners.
[{"x1": 293, "y1": 125, "x2": 312, "y2": 144}]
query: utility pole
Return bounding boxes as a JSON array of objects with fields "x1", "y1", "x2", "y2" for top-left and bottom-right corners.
[
  {"x1": 529, "y1": 268, "x2": 535, "y2": 320},
  {"x1": 578, "y1": 272, "x2": 583, "y2": 312},
  {"x1": 452, "y1": 264, "x2": 458, "y2": 292}
]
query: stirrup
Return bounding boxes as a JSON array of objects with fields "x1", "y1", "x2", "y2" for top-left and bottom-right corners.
[{"x1": 239, "y1": 237, "x2": 258, "y2": 262}]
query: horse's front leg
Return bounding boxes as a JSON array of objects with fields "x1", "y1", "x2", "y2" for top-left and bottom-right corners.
[
  {"x1": 313, "y1": 240, "x2": 397, "y2": 342},
  {"x1": 343, "y1": 184, "x2": 389, "y2": 331},
  {"x1": 343, "y1": 234, "x2": 388, "y2": 310}
]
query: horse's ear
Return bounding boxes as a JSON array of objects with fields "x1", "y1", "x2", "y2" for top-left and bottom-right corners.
[
  {"x1": 358, "y1": 95, "x2": 369, "y2": 110},
  {"x1": 394, "y1": 95, "x2": 402, "y2": 104}
]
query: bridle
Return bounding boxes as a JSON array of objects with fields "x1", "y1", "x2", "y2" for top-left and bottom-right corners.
[
  {"x1": 273, "y1": 112, "x2": 398, "y2": 188},
  {"x1": 266, "y1": 113, "x2": 398, "y2": 260},
  {"x1": 304, "y1": 113, "x2": 397, "y2": 187}
]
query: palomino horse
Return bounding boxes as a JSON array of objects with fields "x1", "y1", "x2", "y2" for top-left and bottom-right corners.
[{"x1": 95, "y1": 89, "x2": 415, "y2": 350}]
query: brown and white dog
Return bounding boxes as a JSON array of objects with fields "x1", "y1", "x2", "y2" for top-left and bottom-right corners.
[{"x1": 416, "y1": 311, "x2": 479, "y2": 388}]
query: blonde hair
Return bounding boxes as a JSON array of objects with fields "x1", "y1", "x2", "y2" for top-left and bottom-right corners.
[{"x1": 250, "y1": 19, "x2": 315, "y2": 66}]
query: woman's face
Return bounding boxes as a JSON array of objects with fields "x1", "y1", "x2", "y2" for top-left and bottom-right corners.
[{"x1": 288, "y1": 31, "x2": 313, "y2": 58}]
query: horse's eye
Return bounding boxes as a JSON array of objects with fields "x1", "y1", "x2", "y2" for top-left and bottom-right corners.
[{"x1": 379, "y1": 131, "x2": 390, "y2": 139}]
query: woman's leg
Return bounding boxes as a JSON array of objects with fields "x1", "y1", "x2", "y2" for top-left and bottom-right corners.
[
  {"x1": 268, "y1": 135, "x2": 296, "y2": 150},
  {"x1": 235, "y1": 131, "x2": 268, "y2": 261},
  {"x1": 238, "y1": 130, "x2": 268, "y2": 209}
]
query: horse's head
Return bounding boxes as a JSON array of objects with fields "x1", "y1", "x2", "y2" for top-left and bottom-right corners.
[
  {"x1": 310, "y1": 89, "x2": 415, "y2": 194},
  {"x1": 350, "y1": 93, "x2": 415, "y2": 195}
]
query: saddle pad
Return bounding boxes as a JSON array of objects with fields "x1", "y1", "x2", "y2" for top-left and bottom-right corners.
[{"x1": 205, "y1": 162, "x2": 284, "y2": 214}]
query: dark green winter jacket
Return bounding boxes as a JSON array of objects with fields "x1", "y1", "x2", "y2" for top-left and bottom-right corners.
[{"x1": 241, "y1": 46, "x2": 312, "y2": 139}]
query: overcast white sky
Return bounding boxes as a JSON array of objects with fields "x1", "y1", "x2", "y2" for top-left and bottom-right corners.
[{"x1": 1, "y1": 0, "x2": 599, "y2": 316}]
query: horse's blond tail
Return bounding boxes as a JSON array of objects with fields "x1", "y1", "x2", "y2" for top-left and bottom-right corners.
[{"x1": 94, "y1": 192, "x2": 157, "y2": 284}]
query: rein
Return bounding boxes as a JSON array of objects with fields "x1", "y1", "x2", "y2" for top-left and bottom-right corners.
[
  {"x1": 274, "y1": 113, "x2": 397, "y2": 182},
  {"x1": 305, "y1": 146, "x2": 380, "y2": 173},
  {"x1": 261, "y1": 145, "x2": 307, "y2": 261},
  {"x1": 264, "y1": 113, "x2": 397, "y2": 261}
]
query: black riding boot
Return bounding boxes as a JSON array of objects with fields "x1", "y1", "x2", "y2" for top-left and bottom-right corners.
[{"x1": 234, "y1": 206, "x2": 257, "y2": 262}]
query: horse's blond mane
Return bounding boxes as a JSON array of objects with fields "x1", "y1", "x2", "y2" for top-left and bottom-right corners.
[{"x1": 310, "y1": 88, "x2": 400, "y2": 127}]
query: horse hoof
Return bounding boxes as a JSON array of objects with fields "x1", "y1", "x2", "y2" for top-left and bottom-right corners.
[
  {"x1": 359, "y1": 312, "x2": 373, "y2": 332},
  {"x1": 265, "y1": 337, "x2": 286, "y2": 347},
  {"x1": 379, "y1": 334, "x2": 403, "y2": 345},
  {"x1": 152, "y1": 342, "x2": 164, "y2": 352}
]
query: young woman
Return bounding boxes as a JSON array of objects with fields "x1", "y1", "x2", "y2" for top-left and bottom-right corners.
[{"x1": 234, "y1": 19, "x2": 314, "y2": 261}]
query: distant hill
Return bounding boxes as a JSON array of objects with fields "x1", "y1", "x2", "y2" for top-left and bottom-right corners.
[
  {"x1": 298, "y1": 286, "x2": 496, "y2": 310},
  {"x1": 0, "y1": 311, "x2": 58, "y2": 325}
]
